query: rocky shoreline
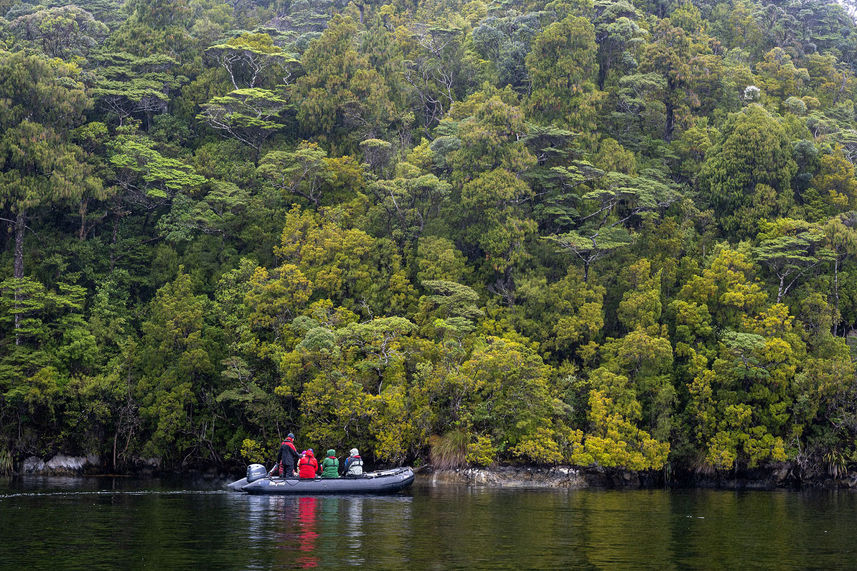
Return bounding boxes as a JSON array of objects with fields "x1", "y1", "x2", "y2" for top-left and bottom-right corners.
[
  {"x1": 420, "y1": 463, "x2": 857, "y2": 490},
  {"x1": 11, "y1": 454, "x2": 857, "y2": 490},
  {"x1": 421, "y1": 465, "x2": 663, "y2": 489},
  {"x1": 18, "y1": 454, "x2": 161, "y2": 477}
]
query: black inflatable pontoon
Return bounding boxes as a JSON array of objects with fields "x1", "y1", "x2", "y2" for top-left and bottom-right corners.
[{"x1": 227, "y1": 465, "x2": 415, "y2": 495}]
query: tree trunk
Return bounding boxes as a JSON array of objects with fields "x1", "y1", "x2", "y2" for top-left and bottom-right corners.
[
  {"x1": 597, "y1": 54, "x2": 609, "y2": 90},
  {"x1": 834, "y1": 255, "x2": 841, "y2": 336},
  {"x1": 664, "y1": 96, "x2": 674, "y2": 143},
  {"x1": 14, "y1": 210, "x2": 24, "y2": 279},
  {"x1": 776, "y1": 274, "x2": 785, "y2": 304},
  {"x1": 79, "y1": 198, "x2": 88, "y2": 241},
  {"x1": 14, "y1": 210, "x2": 25, "y2": 344}
]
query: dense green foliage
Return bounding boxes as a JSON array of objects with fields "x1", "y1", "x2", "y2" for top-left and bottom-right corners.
[{"x1": 2, "y1": 0, "x2": 857, "y2": 477}]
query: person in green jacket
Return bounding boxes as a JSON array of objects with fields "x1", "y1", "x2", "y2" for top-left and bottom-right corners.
[{"x1": 321, "y1": 449, "x2": 339, "y2": 478}]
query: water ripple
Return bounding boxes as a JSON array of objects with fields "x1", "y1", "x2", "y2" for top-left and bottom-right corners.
[{"x1": 0, "y1": 489, "x2": 230, "y2": 499}]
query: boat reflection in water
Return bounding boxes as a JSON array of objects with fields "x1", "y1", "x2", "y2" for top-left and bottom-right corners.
[
  {"x1": 236, "y1": 493, "x2": 411, "y2": 567},
  {"x1": 296, "y1": 497, "x2": 319, "y2": 568},
  {"x1": 343, "y1": 498, "x2": 364, "y2": 566}
]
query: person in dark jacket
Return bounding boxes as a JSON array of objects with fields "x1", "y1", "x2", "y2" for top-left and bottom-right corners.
[
  {"x1": 276, "y1": 433, "x2": 300, "y2": 477},
  {"x1": 343, "y1": 448, "x2": 363, "y2": 476},
  {"x1": 320, "y1": 449, "x2": 339, "y2": 478},
  {"x1": 298, "y1": 449, "x2": 320, "y2": 478}
]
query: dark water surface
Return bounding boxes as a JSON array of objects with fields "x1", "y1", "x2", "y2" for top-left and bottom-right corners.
[{"x1": 1, "y1": 476, "x2": 856, "y2": 569}]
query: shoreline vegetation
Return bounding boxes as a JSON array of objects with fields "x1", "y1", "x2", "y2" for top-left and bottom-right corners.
[
  {"x1": 12, "y1": 454, "x2": 857, "y2": 490},
  {"x1": 4, "y1": 0, "x2": 857, "y2": 482}
]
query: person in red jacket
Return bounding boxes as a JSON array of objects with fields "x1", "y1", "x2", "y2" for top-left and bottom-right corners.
[{"x1": 298, "y1": 448, "x2": 320, "y2": 479}]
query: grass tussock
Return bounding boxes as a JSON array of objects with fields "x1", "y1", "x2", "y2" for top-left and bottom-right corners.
[{"x1": 429, "y1": 429, "x2": 468, "y2": 470}]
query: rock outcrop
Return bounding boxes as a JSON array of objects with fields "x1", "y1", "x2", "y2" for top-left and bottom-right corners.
[
  {"x1": 21, "y1": 454, "x2": 100, "y2": 475},
  {"x1": 425, "y1": 465, "x2": 590, "y2": 488}
]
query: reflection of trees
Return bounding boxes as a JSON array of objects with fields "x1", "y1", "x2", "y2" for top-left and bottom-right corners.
[
  {"x1": 342, "y1": 498, "x2": 365, "y2": 565},
  {"x1": 246, "y1": 495, "x2": 299, "y2": 568},
  {"x1": 575, "y1": 490, "x2": 673, "y2": 567},
  {"x1": 670, "y1": 490, "x2": 797, "y2": 568}
]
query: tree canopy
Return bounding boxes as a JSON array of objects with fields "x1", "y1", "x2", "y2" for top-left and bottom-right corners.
[{"x1": 2, "y1": 0, "x2": 857, "y2": 480}]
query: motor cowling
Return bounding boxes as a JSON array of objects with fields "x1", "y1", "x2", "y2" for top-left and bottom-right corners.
[{"x1": 246, "y1": 463, "x2": 267, "y2": 483}]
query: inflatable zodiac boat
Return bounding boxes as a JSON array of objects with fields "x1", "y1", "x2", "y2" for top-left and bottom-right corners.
[{"x1": 227, "y1": 464, "x2": 415, "y2": 495}]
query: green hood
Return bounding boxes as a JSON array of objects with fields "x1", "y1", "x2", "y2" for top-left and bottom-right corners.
[{"x1": 326, "y1": 449, "x2": 336, "y2": 457}]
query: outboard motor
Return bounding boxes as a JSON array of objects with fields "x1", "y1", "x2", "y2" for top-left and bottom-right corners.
[{"x1": 246, "y1": 463, "x2": 267, "y2": 483}]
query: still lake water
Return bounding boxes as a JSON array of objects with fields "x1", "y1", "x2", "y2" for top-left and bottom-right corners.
[{"x1": 1, "y1": 475, "x2": 856, "y2": 569}]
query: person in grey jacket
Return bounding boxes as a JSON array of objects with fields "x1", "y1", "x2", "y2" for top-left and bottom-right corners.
[{"x1": 343, "y1": 448, "x2": 363, "y2": 476}]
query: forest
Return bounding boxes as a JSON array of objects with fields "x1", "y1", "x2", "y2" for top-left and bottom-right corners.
[{"x1": 2, "y1": 0, "x2": 857, "y2": 479}]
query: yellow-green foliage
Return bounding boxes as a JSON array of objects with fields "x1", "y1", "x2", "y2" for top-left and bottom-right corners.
[
  {"x1": 573, "y1": 391, "x2": 670, "y2": 471},
  {"x1": 509, "y1": 427, "x2": 563, "y2": 464},
  {"x1": 369, "y1": 385, "x2": 416, "y2": 464},
  {"x1": 705, "y1": 405, "x2": 787, "y2": 469},
  {"x1": 466, "y1": 435, "x2": 497, "y2": 466},
  {"x1": 240, "y1": 439, "x2": 266, "y2": 464}
]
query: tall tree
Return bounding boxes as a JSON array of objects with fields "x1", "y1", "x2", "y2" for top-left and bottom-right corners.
[
  {"x1": 753, "y1": 219, "x2": 834, "y2": 303},
  {"x1": 0, "y1": 52, "x2": 94, "y2": 336},
  {"x1": 697, "y1": 105, "x2": 798, "y2": 238},
  {"x1": 822, "y1": 214, "x2": 857, "y2": 334},
  {"x1": 296, "y1": 15, "x2": 396, "y2": 146},
  {"x1": 639, "y1": 17, "x2": 697, "y2": 142},
  {"x1": 400, "y1": 22, "x2": 483, "y2": 128},
  {"x1": 9, "y1": 5, "x2": 108, "y2": 58},
  {"x1": 135, "y1": 268, "x2": 217, "y2": 463},
  {"x1": 526, "y1": 15, "x2": 604, "y2": 133},
  {"x1": 205, "y1": 32, "x2": 299, "y2": 90},
  {"x1": 198, "y1": 88, "x2": 290, "y2": 161},
  {"x1": 90, "y1": 52, "x2": 184, "y2": 126}
]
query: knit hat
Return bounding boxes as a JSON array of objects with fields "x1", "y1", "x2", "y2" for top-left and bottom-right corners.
[{"x1": 350, "y1": 448, "x2": 359, "y2": 456}]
